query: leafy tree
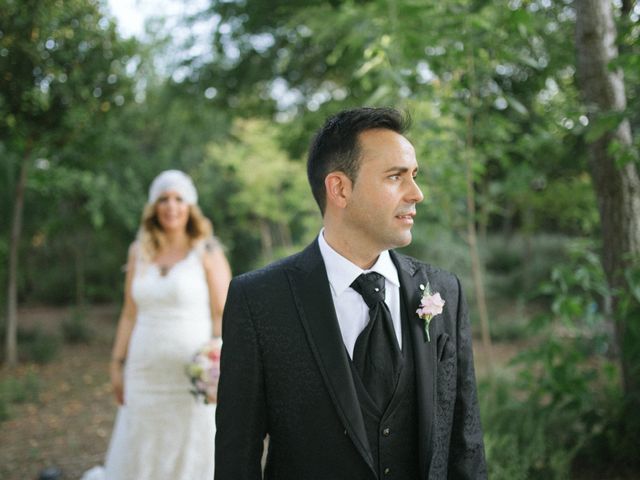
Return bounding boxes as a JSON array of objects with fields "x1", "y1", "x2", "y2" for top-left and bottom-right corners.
[
  {"x1": 193, "y1": 0, "x2": 602, "y2": 369},
  {"x1": 0, "y1": 0, "x2": 136, "y2": 365},
  {"x1": 196, "y1": 118, "x2": 318, "y2": 272}
]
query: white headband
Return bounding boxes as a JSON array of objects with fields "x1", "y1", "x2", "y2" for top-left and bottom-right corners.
[{"x1": 148, "y1": 170, "x2": 198, "y2": 205}]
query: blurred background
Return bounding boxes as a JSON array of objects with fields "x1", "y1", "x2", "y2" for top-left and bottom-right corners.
[{"x1": 1, "y1": 0, "x2": 639, "y2": 478}]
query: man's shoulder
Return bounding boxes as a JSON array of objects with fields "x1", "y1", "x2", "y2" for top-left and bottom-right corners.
[
  {"x1": 231, "y1": 247, "x2": 311, "y2": 288},
  {"x1": 392, "y1": 251, "x2": 460, "y2": 287}
]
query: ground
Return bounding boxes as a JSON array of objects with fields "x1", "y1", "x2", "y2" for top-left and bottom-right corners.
[
  {"x1": 0, "y1": 305, "x2": 562, "y2": 480},
  {"x1": 1, "y1": 306, "x2": 117, "y2": 480},
  {"x1": 2, "y1": 304, "x2": 513, "y2": 480},
  {"x1": 0, "y1": 304, "x2": 517, "y2": 480}
]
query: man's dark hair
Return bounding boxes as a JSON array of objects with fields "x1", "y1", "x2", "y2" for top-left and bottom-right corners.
[{"x1": 307, "y1": 107, "x2": 411, "y2": 214}]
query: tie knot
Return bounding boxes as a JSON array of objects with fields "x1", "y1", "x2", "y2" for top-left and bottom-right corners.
[{"x1": 351, "y1": 272, "x2": 386, "y2": 308}]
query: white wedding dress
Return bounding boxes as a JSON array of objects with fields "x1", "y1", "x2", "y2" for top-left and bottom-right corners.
[{"x1": 83, "y1": 247, "x2": 216, "y2": 480}]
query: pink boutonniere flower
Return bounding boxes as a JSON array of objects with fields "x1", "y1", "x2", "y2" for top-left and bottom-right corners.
[{"x1": 416, "y1": 283, "x2": 445, "y2": 342}]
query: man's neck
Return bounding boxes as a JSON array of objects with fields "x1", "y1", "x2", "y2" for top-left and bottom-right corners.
[{"x1": 322, "y1": 226, "x2": 380, "y2": 270}]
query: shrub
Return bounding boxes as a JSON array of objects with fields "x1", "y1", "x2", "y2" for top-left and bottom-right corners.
[
  {"x1": 0, "y1": 326, "x2": 61, "y2": 364},
  {"x1": 0, "y1": 370, "x2": 41, "y2": 422},
  {"x1": 484, "y1": 234, "x2": 572, "y2": 300},
  {"x1": 24, "y1": 330, "x2": 61, "y2": 364},
  {"x1": 61, "y1": 308, "x2": 93, "y2": 344},
  {"x1": 0, "y1": 395, "x2": 8, "y2": 422},
  {"x1": 482, "y1": 239, "x2": 631, "y2": 479}
]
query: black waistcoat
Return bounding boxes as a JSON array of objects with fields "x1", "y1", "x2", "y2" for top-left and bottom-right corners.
[{"x1": 349, "y1": 294, "x2": 420, "y2": 479}]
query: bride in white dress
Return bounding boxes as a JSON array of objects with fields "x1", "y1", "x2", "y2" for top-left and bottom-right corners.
[{"x1": 83, "y1": 170, "x2": 231, "y2": 480}]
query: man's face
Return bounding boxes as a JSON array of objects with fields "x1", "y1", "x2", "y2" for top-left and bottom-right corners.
[{"x1": 343, "y1": 128, "x2": 424, "y2": 253}]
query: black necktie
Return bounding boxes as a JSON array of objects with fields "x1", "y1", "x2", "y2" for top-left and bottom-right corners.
[{"x1": 351, "y1": 272, "x2": 403, "y2": 412}]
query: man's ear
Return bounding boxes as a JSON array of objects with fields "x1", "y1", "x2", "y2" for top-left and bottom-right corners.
[{"x1": 324, "y1": 172, "x2": 352, "y2": 210}]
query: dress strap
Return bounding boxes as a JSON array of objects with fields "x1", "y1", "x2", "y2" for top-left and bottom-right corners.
[{"x1": 193, "y1": 236, "x2": 222, "y2": 260}]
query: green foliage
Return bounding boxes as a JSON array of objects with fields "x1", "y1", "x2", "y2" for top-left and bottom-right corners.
[
  {"x1": 23, "y1": 330, "x2": 61, "y2": 364},
  {"x1": 530, "y1": 174, "x2": 599, "y2": 235},
  {"x1": 198, "y1": 0, "x2": 596, "y2": 246},
  {"x1": 0, "y1": 370, "x2": 41, "y2": 422},
  {"x1": 0, "y1": 0, "x2": 138, "y2": 147},
  {"x1": 601, "y1": 259, "x2": 640, "y2": 469},
  {"x1": 0, "y1": 0, "x2": 636, "y2": 476},
  {"x1": 61, "y1": 308, "x2": 93, "y2": 344},
  {"x1": 0, "y1": 370, "x2": 40, "y2": 404},
  {"x1": 401, "y1": 227, "x2": 471, "y2": 280},
  {"x1": 481, "y1": 377, "x2": 573, "y2": 480},
  {"x1": 0, "y1": 0, "x2": 633, "y2": 306},
  {"x1": 3, "y1": 0, "x2": 623, "y2": 305},
  {"x1": 484, "y1": 234, "x2": 575, "y2": 299},
  {"x1": 0, "y1": 397, "x2": 7, "y2": 421},
  {"x1": 482, "y1": 240, "x2": 638, "y2": 478},
  {"x1": 0, "y1": 0, "x2": 141, "y2": 310},
  {"x1": 197, "y1": 118, "x2": 319, "y2": 272},
  {"x1": 4, "y1": 325, "x2": 63, "y2": 364},
  {"x1": 537, "y1": 241, "x2": 611, "y2": 351},
  {"x1": 616, "y1": 8, "x2": 640, "y2": 162}
]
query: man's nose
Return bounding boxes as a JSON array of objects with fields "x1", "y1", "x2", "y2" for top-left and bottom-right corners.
[{"x1": 408, "y1": 178, "x2": 424, "y2": 204}]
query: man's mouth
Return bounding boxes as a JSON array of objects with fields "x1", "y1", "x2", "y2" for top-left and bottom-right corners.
[
  {"x1": 395, "y1": 211, "x2": 416, "y2": 219},
  {"x1": 395, "y1": 211, "x2": 416, "y2": 223}
]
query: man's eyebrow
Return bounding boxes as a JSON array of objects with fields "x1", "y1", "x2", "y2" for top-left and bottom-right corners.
[{"x1": 383, "y1": 166, "x2": 418, "y2": 173}]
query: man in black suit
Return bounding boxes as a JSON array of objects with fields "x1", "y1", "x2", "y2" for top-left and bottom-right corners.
[{"x1": 215, "y1": 107, "x2": 487, "y2": 479}]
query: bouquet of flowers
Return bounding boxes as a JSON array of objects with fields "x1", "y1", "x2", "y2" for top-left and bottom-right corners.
[{"x1": 185, "y1": 337, "x2": 222, "y2": 404}]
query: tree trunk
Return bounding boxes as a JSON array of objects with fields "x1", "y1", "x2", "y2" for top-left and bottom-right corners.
[
  {"x1": 277, "y1": 222, "x2": 292, "y2": 249},
  {"x1": 576, "y1": 0, "x2": 640, "y2": 398},
  {"x1": 258, "y1": 218, "x2": 274, "y2": 261},
  {"x1": 464, "y1": 45, "x2": 494, "y2": 374},
  {"x1": 74, "y1": 239, "x2": 86, "y2": 306},
  {"x1": 522, "y1": 206, "x2": 534, "y2": 292},
  {"x1": 465, "y1": 147, "x2": 494, "y2": 374},
  {"x1": 5, "y1": 150, "x2": 30, "y2": 367}
]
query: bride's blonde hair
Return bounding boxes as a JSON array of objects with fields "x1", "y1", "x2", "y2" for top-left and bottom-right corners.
[{"x1": 137, "y1": 202, "x2": 213, "y2": 262}]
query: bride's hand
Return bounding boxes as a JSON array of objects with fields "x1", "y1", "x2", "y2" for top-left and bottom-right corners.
[{"x1": 110, "y1": 360, "x2": 125, "y2": 405}]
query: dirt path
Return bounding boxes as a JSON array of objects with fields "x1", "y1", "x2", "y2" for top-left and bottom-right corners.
[{"x1": 1, "y1": 306, "x2": 118, "y2": 480}]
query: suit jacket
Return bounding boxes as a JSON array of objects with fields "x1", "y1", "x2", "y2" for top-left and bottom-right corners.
[{"x1": 215, "y1": 240, "x2": 487, "y2": 480}]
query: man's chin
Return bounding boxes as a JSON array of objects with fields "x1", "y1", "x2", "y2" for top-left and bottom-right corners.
[
  {"x1": 388, "y1": 232, "x2": 412, "y2": 249},
  {"x1": 399, "y1": 236, "x2": 412, "y2": 248}
]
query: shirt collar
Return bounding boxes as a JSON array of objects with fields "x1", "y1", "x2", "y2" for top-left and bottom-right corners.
[{"x1": 317, "y1": 229, "x2": 400, "y2": 297}]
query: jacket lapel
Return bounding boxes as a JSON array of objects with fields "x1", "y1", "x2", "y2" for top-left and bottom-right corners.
[
  {"x1": 285, "y1": 240, "x2": 376, "y2": 475},
  {"x1": 391, "y1": 251, "x2": 436, "y2": 479}
]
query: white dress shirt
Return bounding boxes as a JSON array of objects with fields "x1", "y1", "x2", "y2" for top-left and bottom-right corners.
[{"x1": 317, "y1": 230, "x2": 402, "y2": 359}]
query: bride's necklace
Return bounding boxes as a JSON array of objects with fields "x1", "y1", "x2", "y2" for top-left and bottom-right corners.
[{"x1": 156, "y1": 244, "x2": 190, "y2": 277}]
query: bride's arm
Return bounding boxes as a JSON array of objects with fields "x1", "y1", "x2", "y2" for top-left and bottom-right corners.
[
  {"x1": 203, "y1": 240, "x2": 232, "y2": 338},
  {"x1": 109, "y1": 243, "x2": 138, "y2": 405}
]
